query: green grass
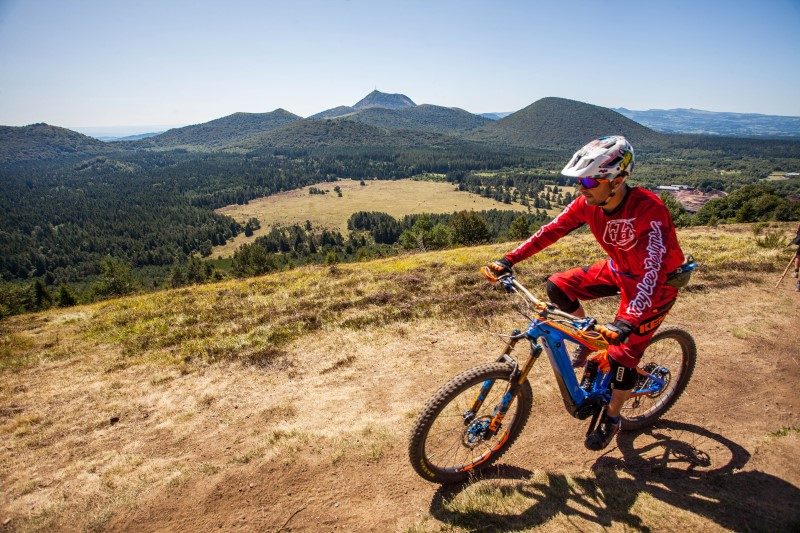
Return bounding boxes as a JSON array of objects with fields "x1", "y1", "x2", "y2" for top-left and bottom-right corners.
[{"x1": 770, "y1": 426, "x2": 800, "y2": 438}]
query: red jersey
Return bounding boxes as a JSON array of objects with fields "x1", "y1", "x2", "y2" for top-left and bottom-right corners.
[{"x1": 505, "y1": 187, "x2": 685, "y2": 325}]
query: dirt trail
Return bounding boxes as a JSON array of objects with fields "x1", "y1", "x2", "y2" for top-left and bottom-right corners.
[{"x1": 2, "y1": 274, "x2": 799, "y2": 532}]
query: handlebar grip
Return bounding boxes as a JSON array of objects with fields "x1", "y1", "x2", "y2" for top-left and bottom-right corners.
[{"x1": 480, "y1": 265, "x2": 501, "y2": 283}]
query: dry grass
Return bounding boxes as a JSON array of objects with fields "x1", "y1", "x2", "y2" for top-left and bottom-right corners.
[
  {"x1": 0, "y1": 222, "x2": 798, "y2": 531},
  {"x1": 1, "y1": 224, "x2": 792, "y2": 377},
  {"x1": 212, "y1": 178, "x2": 531, "y2": 257}
]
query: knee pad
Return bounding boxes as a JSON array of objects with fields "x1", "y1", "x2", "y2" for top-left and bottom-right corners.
[
  {"x1": 546, "y1": 280, "x2": 580, "y2": 314},
  {"x1": 609, "y1": 357, "x2": 638, "y2": 391}
]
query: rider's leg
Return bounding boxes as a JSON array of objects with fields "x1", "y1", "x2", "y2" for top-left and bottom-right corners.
[
  {"x1": 585, "y1": 357, "x2": 635, "y2": 450},
  {"x1": 546, "y1": 261, "x2": 619, "y2": 314},
  {"x1": 607, "y1": 388, "x2": 632, "y2": 418},
  {"x1": 547, "y1": 263, "x2": 618, "y2": 367},
  {"x1": 606, "y1": 357, "x2": 636, "y2": 417},
  {"x1": 586, "y1": 283, "x2": 679, "y2": 451}
]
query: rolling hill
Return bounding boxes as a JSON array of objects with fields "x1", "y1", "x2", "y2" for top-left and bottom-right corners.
[
  {"x1": 7, "y1": 94, "x2": 797, "y2": 163},
  {"x1": 99, "y1": 131, "x2": 163, "y2": 142},
  {"x1": 309, "y1": 105, "x2": 356, "y2": 120},
  {"x1": 0, "y1": 123, "x2": 111, "y2": 163},
  {"x1": 233, "y1": 117, "x2": 473, "y2": 151},
  {"x1": 142, "y1": 109, "x2": 301, "y2": 148},
  {"x1": 339, "y1": 104, "x2": 491, "y2": 135},
  {"x1": 310, "y1": 91, "x2": 491, "y2": 135},
  {"x1": 474, "y1": 97, "x2": 665, "y2": 149}
]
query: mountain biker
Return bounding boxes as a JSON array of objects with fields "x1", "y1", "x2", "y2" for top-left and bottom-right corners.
[{"x1": 486, "y1": 135, "x2": 687, "y2": 451}]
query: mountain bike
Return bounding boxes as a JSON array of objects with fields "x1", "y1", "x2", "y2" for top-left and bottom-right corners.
[{"x1": 408, "y1": 271, "x2": 696, "y2": 484}]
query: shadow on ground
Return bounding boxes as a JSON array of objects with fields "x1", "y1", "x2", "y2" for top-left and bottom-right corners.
[{"x1": 429, "y1": 420, "x2": 800, "y2": 531}]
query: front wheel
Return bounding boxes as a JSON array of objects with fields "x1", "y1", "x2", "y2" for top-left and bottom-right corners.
[
  {"x1": 621, "y1": 327, "x2": 696, "y2": 431},
  {"x1": 408, "y1": 362, "x2": 533, "y2": 484}
]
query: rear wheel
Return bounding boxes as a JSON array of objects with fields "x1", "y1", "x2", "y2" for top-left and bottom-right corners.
[
  {"x1": 408, "y1": 362, "x2": 533, "y2": 484},
  {"x1": 620, "y1": 327, "x2": 696, "y2": 431}
]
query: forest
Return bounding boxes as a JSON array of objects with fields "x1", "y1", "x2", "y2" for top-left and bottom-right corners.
[{"x1": 1, "y1": 135, "x2": 799, "y2": 318}]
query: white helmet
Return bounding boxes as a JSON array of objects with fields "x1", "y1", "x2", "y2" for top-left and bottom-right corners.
[{"x1": 561, "y1": 135, "x2": 635, "y2": 179}]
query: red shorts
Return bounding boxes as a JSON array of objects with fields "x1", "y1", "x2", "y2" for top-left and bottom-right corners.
[{"x1": 549, "y1": 260, "x2": 678, "y2": 368}]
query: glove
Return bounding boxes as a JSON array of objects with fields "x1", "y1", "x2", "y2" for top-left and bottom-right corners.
[
  {"x1": 482, "y1": 257, "x2": 513, "y2": 282},
  {"x1": 596, "y1": 319, "x2": 634, "y2": 345},
  {"x1": 588, "y1": 350, "x2": 611, "y2": 374}
]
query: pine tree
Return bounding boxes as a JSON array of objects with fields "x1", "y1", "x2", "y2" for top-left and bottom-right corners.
[
  {"x1": 33, "y1": 280, "x2": 52, "y2": 310},
  {"x1": 57, "y1": 284, "x2": 77, "y2": 307},
  {"x1": 508, "y1": 216, "x2": 532, "y2": 240},
  {"x1": 92, "y1": 257, "x2": 137, "y2": 298}
]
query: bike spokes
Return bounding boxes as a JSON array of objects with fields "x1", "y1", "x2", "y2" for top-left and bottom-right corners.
[
  {"x1": 424, "y1": 377, "x2": 523, "y2": 475},
  {"x1": 621, "y1": 329, "x2": 694, "y2": 428}
]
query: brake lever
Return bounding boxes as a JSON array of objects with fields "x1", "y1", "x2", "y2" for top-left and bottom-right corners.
[{"x1": 498, "y1": 275, "x2": 516, "y2": 293}]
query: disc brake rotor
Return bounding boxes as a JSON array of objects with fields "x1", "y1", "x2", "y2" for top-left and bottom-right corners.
[{"x1": 462, "y1": 416, "x2": 492, "y2": 448}]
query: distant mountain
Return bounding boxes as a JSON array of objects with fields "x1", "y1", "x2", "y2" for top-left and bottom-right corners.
[
  {"x1": 353, "y1": 90, "x2": 416, "y2": 110},
  {"x1": 11, "y1": 94, "x2": 799, "y2": 165},
  {"x1": 480, "y1": 112, "x2": 513, "y2": 121},
  {"x1": 341, "y1": 105, "x2": 491, "y2": 135},
  {"x1": 309, "y1": 106, "x2": 356, "y2": 120},
  {"x1": 99, "y1": 132, "x2": 163, "y2": 142},
  {"x1": 0, "y1": 123, "x2": 110, "y2": 163},
  {"x1": 475, "y1": 97, "x2": 663, "y2": 149},
  {"x1": 143, "y1": 109, "x2": 301, "y2": 148},
  {"x1": 614, "y1": 107, "x2": 800, "y2": 138},
  {"x1": 310, "y1": 90, "x2": 417, "y2": 119},
  {"x1": 309, "y1": 91, "x2": 489, "y2": 135}
]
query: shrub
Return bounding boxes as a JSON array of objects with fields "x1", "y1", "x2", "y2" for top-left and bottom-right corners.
[
  {"x1": 91, "y1": 257, "x2": 137, "y2": 299},
  {"x1": 755, "y1": 229, "x2": 787, "y2": 249},
  {"x1": 449, "y1": 211, "x2": 491, "y2": 245}
]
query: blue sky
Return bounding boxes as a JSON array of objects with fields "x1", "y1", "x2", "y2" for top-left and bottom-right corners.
[{"x1": 1, "y1": 0, "x2": 798, "y2": 134}]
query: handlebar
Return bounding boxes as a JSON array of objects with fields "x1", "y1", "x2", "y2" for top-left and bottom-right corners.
[{"x1": 481, "y1": 267, "x2": 609, "y2": 349}]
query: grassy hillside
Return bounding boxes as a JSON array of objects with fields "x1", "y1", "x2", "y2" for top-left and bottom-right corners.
[{"x1": 1, "y1": 223, "x2": 798, "y2": 531}]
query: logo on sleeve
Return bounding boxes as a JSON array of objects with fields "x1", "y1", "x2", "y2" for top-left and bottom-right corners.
[{"x1": 603, "y1": 218, "x2": 637, "y2": 250}]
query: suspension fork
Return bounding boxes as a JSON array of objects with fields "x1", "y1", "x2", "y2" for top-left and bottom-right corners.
[{"x1": 466, "y1": 332, "x2": 543, "y2": 434}]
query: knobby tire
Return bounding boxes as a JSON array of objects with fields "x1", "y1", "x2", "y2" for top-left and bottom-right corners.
[{"x1": 408, "y1": 362, "x2": 533, "y2": 484}]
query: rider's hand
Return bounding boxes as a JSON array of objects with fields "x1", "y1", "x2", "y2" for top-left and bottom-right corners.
[
  {"x1": 588, "y1": 350, "x2": 611, "y2": 373},
  {"x1": 482, "y1": 257, "x2": 513, "y2": 282},
  {"x1": 596, "y1": 320, "x2": 634, "y2": 345}
]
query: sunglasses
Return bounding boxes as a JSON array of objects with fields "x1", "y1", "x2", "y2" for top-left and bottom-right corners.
[{"x1": 576, "y1": 175, "x2": 611, "y2": 189}]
